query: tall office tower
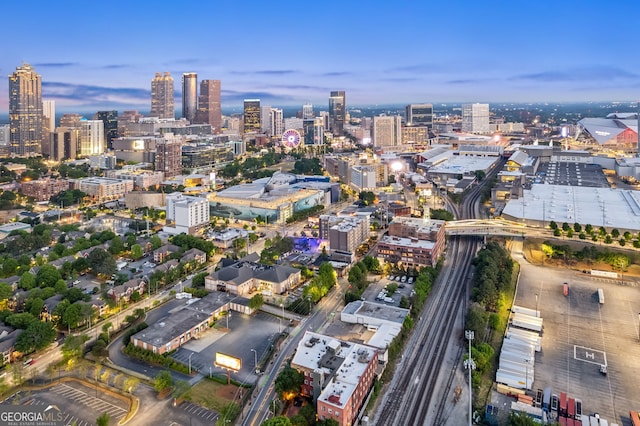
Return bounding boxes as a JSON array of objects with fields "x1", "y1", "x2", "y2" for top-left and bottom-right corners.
[
  {"x1": 461, "y1": 103, "x2": 490, "y2": 134},
  {"x1": 270, "y1": 108, "x2": 284, "y2": 137},
  {"x1": 150, "y1": 72, "x2": 175, "y2": 119},
  {"x1": 195, "y1": 79, "x2": 222, "y2": 133},
  {"x1": 59, "y1": 113, "x2": 83, "y2": 128},
  {"x1": 42, "y1": 100, "x2": 55, "y2": 155},
  {"x1": 9, "y1": 63, "x2": 43, "y2": 156},
  {"x1": 405, "y1": 103, "x2": 433, "y2": 128},
  {"x1": 372, "y1": 115, "x2": 402, "y2": 146},
  {"x1": 95, "y1": 110, "x2": 118, "y2": 149},
  {"x1": 329, "y1": 91, "x2": 346, "y2": 136},
  {"x1": 50, "y1": 128, "x2": 79, "y2": 161},
  {"x1": 303, "y1": 119, "x2": 314, "y2": 145},
  {"x1": 78, "y1": 120, "x2": 105, "y2": 157},
  {"x1": 181, "y1": 73, "x2": 198, "y2": 123},
  {"x1": 155, "y1": 133, "x2": 182, "y2": 178},
  {"x1": 260, "y1": 105, "x2": 272, "y2": 135},
  {"x1": 319, "y1": 111, "x2": 330, "y2": 131},
  {"x1": 302, "y1": 103, "x2": 314, "y2": 119},
  {"x1": 243, "y1": 99, "x2": 261, "y2": 133}
]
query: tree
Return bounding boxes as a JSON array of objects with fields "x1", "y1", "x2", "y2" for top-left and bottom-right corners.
[
  {"x1": 37, "y1": 265, "x2": 62, "y2": 288},
  {"x1": 358, "y1": 191, "x2": 376, "y2": 206},
  {"x1": 125, "y1": 234, "x2": 137, "y2": 248},
  {"x1": 248, "y1": 294, "x2": 265, "y2": 310},
  {"x1": 61, "y1": 334, "x2": 89, "y2": 360},
  {"x1": 508, "y1": 411, "x2": 538, "y2": 426},
  {"x1": 262, "y1": 417, "x2": 292, "y2": 426},
  {"x1": 0, "y1": 283, "x2": 13, "y2": 302},
  {"x1": 102, "y1": 322, "x2": 113, "y2": 338},
  {"x1": 153, "y1": 370, "x2": 173, "y2": 392},
  {"x1": 18, "y1": 272, "x2": 36, "y2": 291},
  {"x1": 14, "y1": 321, "x2": 56, "y2": 353},
  {"x1": 150, "y1": 235, "x2": 162, "y2": 250},
  {"x1": 123, "y1": 377, "x2": 139, "y2": 394},
  {"x1": 96, "y1": 413, "x2": 110, "y2": 426},
  {"x1": 87, "y1": 248, "x2": 117, "y2": 276},
  {"x1": 274, "y1": 366, "x2": 303, "y2": 398},
  {"x1": 130, "y1": 244, "x2": 143, "y2": 260},
  {"x1": 109, "y1": 236, "x2": 125, "y2": 255}
]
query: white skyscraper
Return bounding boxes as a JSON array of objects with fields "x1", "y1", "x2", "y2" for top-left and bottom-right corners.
[
  {"x1": 271, "y1": 108, "x2": 284, "y2": 137},
  {"x1": 302, "y1": 103, "x2": 314, "y2": 119},
  {"x1": 461, "y1": 103, "x2": 490, "y2": 134},
  {"x1": 372, "y1": 115, "x2": 402, "y2": 146},
  {"x1": 43, "y1": 100, "x2": 55, "y2": 134},
  {"x1": 79, "y1": 120, "x2": 105, "y2": 156}
]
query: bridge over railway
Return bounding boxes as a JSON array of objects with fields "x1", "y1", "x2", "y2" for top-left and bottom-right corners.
[{"x1": 445, "y1": 219, "x2": 528, "y2": 237}]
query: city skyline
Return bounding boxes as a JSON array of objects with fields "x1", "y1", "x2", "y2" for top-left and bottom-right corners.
[{"x1": 2, "y1": 0, "x2": 640, "y2": 114}]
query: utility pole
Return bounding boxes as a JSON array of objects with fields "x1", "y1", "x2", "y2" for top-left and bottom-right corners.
[{"x1": 464, "y1": 330, "x2": 476, "y2": 426}]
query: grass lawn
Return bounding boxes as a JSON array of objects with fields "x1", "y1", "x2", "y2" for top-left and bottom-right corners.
[{"x1": 183, "y1": 379, "x2": 241, "y2": 412}]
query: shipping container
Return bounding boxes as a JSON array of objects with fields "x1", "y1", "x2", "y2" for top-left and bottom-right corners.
[
  {"x1": 598, "y1": 288, "x2": 605, "y2": 304},
  {"x1": 512, "y1": 305, "x2": 541, "y2": 318},
  {"x1": 496, "y1": 369, "x2": 531, "y2": 390}
]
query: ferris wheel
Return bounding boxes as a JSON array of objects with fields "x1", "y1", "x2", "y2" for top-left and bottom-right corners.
[{"x1": 281, "y1": 129, "x2": 302, "y2": 148}]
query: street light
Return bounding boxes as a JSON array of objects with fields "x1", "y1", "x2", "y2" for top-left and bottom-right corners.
[
  {"x1": 535, "y1": 293, "x2": 539, "y2": 318},
  {"x1": 188, "y1": 353, "x2": 194, "y2": 375},
  {"x1": 251, "y1": 348, "x2": 257, "y2": 373}
]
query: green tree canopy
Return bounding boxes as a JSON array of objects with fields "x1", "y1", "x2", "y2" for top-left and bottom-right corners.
[
  {"x1": 274, "y1": 366, "x2": 303, "y2": 398},
  {"x1": 14, "y1": 321, "x2": 56, "y2": 353},
  {"x1": 153, "y1": 370, "x2": 173, "y2": 392}
]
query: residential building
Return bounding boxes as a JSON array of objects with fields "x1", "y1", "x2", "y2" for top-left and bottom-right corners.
[
  {"x1": 155, "y1": 133, "x2": 182, "y2": 178},
  {"x1": 195, "y1": 80, "x2": 222, "y2": 133},
  {"x1": 181, "y1": 72, "x2": 198, "y2": 123},
  {"x1": 89, "y1": 154, "x2": 117, "y2": 170},
  {"x1": 9, "y1": 63, "x2": 43, "y2": 156},
  {"x1": 112, "y1": 136, "x2": 157, "y2": 163},
  {"x1": 207, "y1": 228, "x2": 249, "y2": 249},
  {"x1": 462, "y1": 103, "x2": 490, "y2": 134},
  {"x1": 291, "y1": 331, "x2": 377, "y2": 426},
  {"x1": 405, "y1": 103, "x2": 433, "y2": 128},
  {"x1": 73, "y1": 177, "x2": 134, "y2": 202},
  {"x1": 95, "y1": 110, "x2": 118, "y2": 149},
  {"x1": 150, "y1": 72, "x2": 175, "y2": 119},
  {"x1": 78, "y1": 119, "x2": 105, "y2": 156},
  {"x1": 329, "y1": 91, "x2": 346, "y2": 136},
  {"x1": 152, "y1": 244, "x2": 181, "y2": 264},
  {"x1": 372, "y1": 115, "x2": 402, "y2": 147},
  {"x1": 182, "y1": 247, "x2": 207, "y2": 264},
  {"x1": 205, "y1": 254, "x2": 301, "y2": 296},
  {"x1": 243, "y1": 99, "x2": 261, "y2": 134},
  {"x1": 107, "y1": 278, "x2": 146, "y2": 303},
  {"x1": 20, "y1": 178, "x2": 69, "y2": 202},
  {"x1": 0, "y1": 125, "x2": 9, "y2": 146},
  {"x1": 59, "y1": 113, "x2": 83, "y2": 128},
  {"x1": 49, "y1": 127, "x2": 79, "y2": 161},
  {"x1": 319, "y1": 214, "x2": 370, "y2": 254},
  {"x1": 164, "y1": 193, "x2": 210, "y2": 235},
  {"x1": 401, "y1": 126, "x2": 430, "y2": 146},
  {"x1": 270, "y1": 108, "x2": 284, "y2": 138},
  {"x1": 181, "y1": 143, "x2": 234, "y2": 169},
  {"x1": 376, "y1": 217, "x2": 446, "y2": 267}
]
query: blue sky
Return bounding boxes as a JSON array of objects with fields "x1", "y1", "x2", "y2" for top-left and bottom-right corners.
[{"x1": 2, "y1": 0, "x2": 640, "y2": 114}]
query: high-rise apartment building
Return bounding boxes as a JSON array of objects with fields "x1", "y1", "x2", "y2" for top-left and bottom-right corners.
[
  {"x1": 155, "y1": 133, "x2": 182, "y2": 178},
  {"x1": 372, "y1": 115, "x2": 402, "y2": 146},
  {"x1": 462, "y1": 103, "x2": 490, "y2": 134},
  {"x1": 329, "y1": 91, "x2": 346, "y2": 136},
  {"x1": 243, "y1": 99, "x2": 261, "y2": 133},
  {"x1": 150, "y1": 72, "x2": 175, "y2": 119},
  {"x1": 405, "y1": 103, "x2": 433, "y2": 128},
  {"x1": 95, "y1": 110, "x2": 118, "y2": 149},
  {"x1": 78, "y1": 120, "x2": 105, "y2": 157},
  {"x1": 9, "y1": 63, "x2": 43, "y2": 156},
  {"x1": 181, "y1": 73, "x2": 198, "y2": 123},
  {"x1": 50, "y1": 128, "x2": 79, "y2": 161},
  {"x1": 260, "y1": 105, "x2": 272, "y2": 135},
  {"x1": 195, "y1": 80, "x2": 222, "y2": 133},
  {"x1": 270, "y1": 108, "x2": 284, "y2": 137},
  {"x1": 165, "y1": 193, "x2": 210, "y2": 235}
]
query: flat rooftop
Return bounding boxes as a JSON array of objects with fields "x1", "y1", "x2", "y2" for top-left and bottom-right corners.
[
  {"x1": 428, "y1": 155, "x2": 499, "y2": 174},
  {"x1": 503, "y1": 184, "x2": 640, "y2": 231},
  {"x1": 379, "y1": 235, "x2": 436, "y2": 250},
  {"x1": 342, "y1": 300, "x2": 409, "y2": 325}
]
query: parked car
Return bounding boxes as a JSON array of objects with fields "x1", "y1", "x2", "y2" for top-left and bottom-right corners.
[{"x1": 400, "y1": 276, "x2": 407, "y2": 283}]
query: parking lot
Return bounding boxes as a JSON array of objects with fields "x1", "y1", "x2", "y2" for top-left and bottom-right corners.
[
  {"x1": 535, "y1": 162, "x2": 610, "y2": 188},
  {"x1": 361, "y1": 274, "x2": 415, "y2": 307},
  {"x1": 514, "y1": 253, "x2": 640, "y2": 423},
  {"x1": 171, "y1": 311, "x2": 281, "y2": 383},
  {"x1": 4, "y1": 380, "x2": 129, "y2": 426}
]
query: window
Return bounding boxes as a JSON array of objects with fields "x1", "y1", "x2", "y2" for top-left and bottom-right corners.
[{"x1": 328, "y1": 409, "x2": 332, "y2": 414}]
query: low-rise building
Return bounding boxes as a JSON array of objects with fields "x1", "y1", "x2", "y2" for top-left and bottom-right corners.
[
  {"x1": 207, "y1": 228, "x2": 248, "y2": 249},
  {"x1": 319, "y1": 214, "x2": 370, "y2": 254},
  {"x1": 106, "y1": 168, "x2": 164, "y2": 190},
  {"x1": 107, "y1": 278, "x2": 146, "y2": 303},
  {"x1": 20, "y1": 178, "x2": 69, "y2": 202},
  {"x1": 182, "y1": 247, "x2": 207, "y2": 264},
  {"x1": 291, "y1": 331, "x2": 377, "y2": 426},
  {"x1": 72, "y1": 177, "x2": 134, "y2": 202},
  {"x1": 130, "y1": 292, "x2": 250, "y2": 354},
  {"x1": 205, "y1": 255, "x2": 301, "y2": 296},
  {"x1": 152, "y1": 244, "x2": 181, "y2": 263},
  {"x1": 376, "y1": 217, "x2": 446, "y2": 268}
]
